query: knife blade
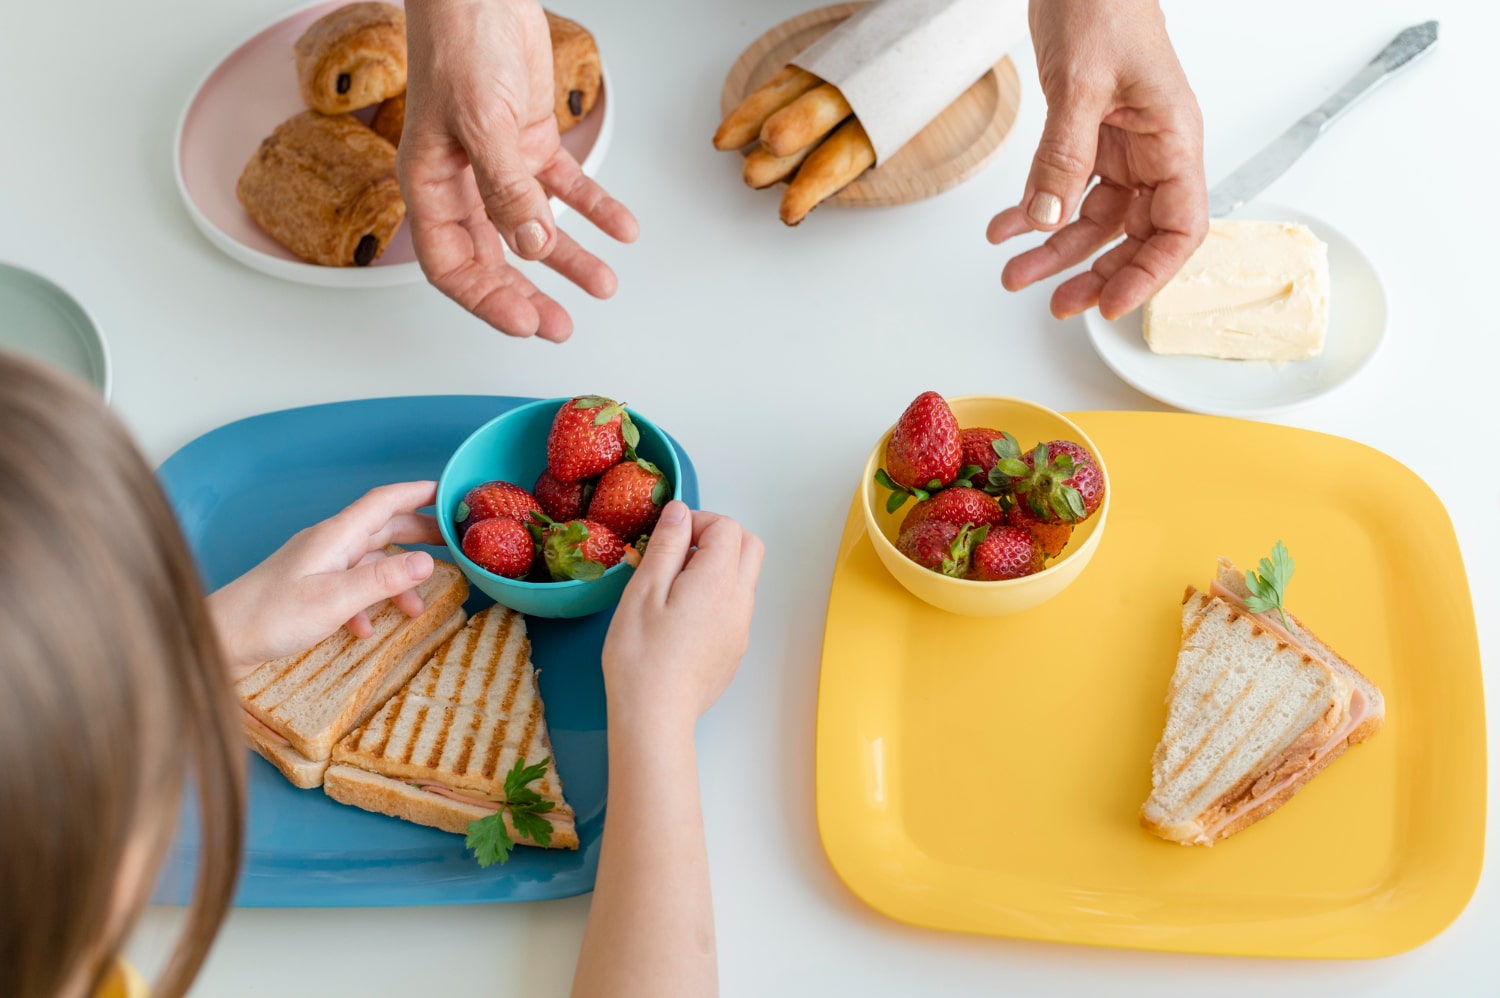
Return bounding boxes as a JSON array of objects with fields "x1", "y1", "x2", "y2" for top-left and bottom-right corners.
[{"x1": 1208, "y1": 21, "x2": 1439, "y2": 218}]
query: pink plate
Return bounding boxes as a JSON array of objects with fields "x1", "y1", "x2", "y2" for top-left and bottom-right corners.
[{"x1": 174, "y1": 0, "x2": 612, "y2": 288}]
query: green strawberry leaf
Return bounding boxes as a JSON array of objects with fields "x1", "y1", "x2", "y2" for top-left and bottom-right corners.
[
  {"x1": 997, "y1": 458, "x2": 1030, "y2": 478},
  {"x1": 992, "y1": 432, "x2": 1023, "y2": 461},
  {"x1": 456, "y1": 501, "x2": 471, "y2": 523},
  {"x1": 958, "y1": 464, "x2": 983, "y2": 482},
  {"x1": 650, "y1": 476, "x2": 670, "y2": 506},
  {"x1": 620, "y1": 414, "x2": 641, "y2": 457},
  {"x1": 885, "y1": 490, "x2": 910, "y2": 515},
  {"x1": 1057, "y1": 485, "x2": 1086, "y2": 522},
  {"x1": 1053, "y1": 453, "x2": 1076, "y2": 474},
  {"x1": 573, "y1": 395, "x2": 612, "y2": 410},
  {"x1": 874, "y1": 468, "x2": 900, "y2": 491},
  {"x1": 635, "y1": 457, "x2": 662, "y2": 477},
  {"x1": 925, "y1": 479, "x2": 943, "y2": 491}
]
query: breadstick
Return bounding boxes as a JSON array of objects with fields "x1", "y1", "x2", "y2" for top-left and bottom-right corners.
[
  {"x1": 713, "y1": 66, "x2": 820, "y2": 150},
  {"x1": 742, "y1": 142, "x2": 815, "y2": 189},
  {"x1": 759, "y1": 83, "x2": 852, "y2": 158},
  {"x1": 780, "y1": 118, "x2": 875, "y2": 226}
]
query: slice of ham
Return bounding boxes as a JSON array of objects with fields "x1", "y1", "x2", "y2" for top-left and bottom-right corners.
[
  {"x1": 410, "y1": 780, "x2": 501, "y2": 813},
  {"x1": 1201, "y1": 582, "x2": 1370, "y2": 839},
  {"x1": 242, "y1": 708, "x2": 292, "y2": 748}
]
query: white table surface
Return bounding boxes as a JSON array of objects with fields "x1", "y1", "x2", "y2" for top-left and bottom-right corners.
[{"x1": 4, "y1": 0, "x2": 1494, "y2": 994}]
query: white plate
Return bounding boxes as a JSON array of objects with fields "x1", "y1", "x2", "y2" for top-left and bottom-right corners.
[
  {"x1": 1084, "y1": 203, "x2": 1387, "y2": 417},
  {"x1": 0, "y1": 261, "x2": 111, "y2": 400},
  {"x1": 173, "y1": 0, "x2": 614, "y2": 289}
]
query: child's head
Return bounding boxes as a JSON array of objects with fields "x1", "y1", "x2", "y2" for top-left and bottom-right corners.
[{"x1": 0, "y1": 352, "x2": 246, "y2": 998}]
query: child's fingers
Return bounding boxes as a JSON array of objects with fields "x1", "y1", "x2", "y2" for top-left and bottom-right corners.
[
  {"x1": 367, "y1": 511, "x2": 445, "y2": 552},
  {"x1": 344, "y1": 610, "x2": 374, "y2": 638},
  {"x1": 676, "y1": 517, "x2": 744, "y2": 595},
  {"x1": 629, "y1": 500, "x2": 692, "y2": 605},
  {"x1": 317, "y1": 549, "x2": 435, "y2": 625},
  {"x1": 738, "y1": 530, "x2": 765, "y2": 592},
  {"x1": 331, "y1": 482, "x2": 440, "y2": 547}
]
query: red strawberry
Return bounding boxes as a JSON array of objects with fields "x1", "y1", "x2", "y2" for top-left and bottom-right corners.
[
  {"x1": 1006, "y1": 440, "x2": 1104, "y2": 523},
  {"x1": 899, "y1": 486, "x2": 1005, "y2": 536},
  {"x1": 896, "y1": 520, "x2": 985, "y2": 577},
  {"x1": 877, "y1": 392, "x2": 961, "y2": 506},
  {"x1": 959, "y1": 427, "x2": 1005, "y2": 488},
  {"x1": 968, "y1": 526, "x2": 1044, "y2": 581},
  {"x1": 454, "y1": 480, "x2": 542, "y2": 537},
  {"x1": 461, "y1": 516, "x2": 535, "y2": 579},
  {"x1": 540, "y1": 518, "x2": 626, "y2": 581},
  {"x1": 547, "y1": 396, "x2": 638, "y2": 482},
  {"x1": 587, "y1": 458, "x2": 669, "y2": 542},
  {"x1": 1006, "y1": 500, "x2": 1073, "y2": 559},
  {"x1": 534, "y1": 469, "x2": 595, "y2": 522}
]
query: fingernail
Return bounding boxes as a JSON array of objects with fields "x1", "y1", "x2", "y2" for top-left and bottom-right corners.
[
  {"x1": 1029, "y1": 192, "x2": 1062, "y2": 226},
  {"x1": 516, "y1": 221, "x2": 547, "y2": 256},
  {"x1": 405, "y1": 551, "x2": 433, "y2": 580},
  {"x1": 661, "y1": 500, "x2": 687, "y2": 525}
]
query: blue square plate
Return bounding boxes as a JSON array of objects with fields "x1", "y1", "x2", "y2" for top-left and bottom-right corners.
[{"x1": 151, "y1": 395, "x2": 699, "y2": 906}]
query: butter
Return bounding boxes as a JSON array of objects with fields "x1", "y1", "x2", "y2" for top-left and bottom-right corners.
[{"x1": 1143, "y1": 220, "x2": 1329, "y2": 361}]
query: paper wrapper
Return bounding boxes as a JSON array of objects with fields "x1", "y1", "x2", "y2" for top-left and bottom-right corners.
[{"x1": 791, "y1": 0, "x2": 1027, "y2": 164}]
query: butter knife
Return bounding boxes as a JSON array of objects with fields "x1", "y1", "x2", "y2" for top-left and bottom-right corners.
[{"x1": 1208, "y1": 21, "x2": 1439, "y2": 217}]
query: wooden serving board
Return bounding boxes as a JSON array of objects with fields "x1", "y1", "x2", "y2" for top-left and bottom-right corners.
[{"x1": 719, "y1": 2, "x2": 1022, "y2": 208}]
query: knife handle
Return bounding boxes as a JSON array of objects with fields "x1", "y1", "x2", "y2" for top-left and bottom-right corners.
[{"x1": 1309, "y1": 21, "x2": 1439, "y2": 134}]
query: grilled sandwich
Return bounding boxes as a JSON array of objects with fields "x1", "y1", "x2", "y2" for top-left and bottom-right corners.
[
  {"x1": 1141, "y1": 558, "x2": 1384, "y2": 845},
  {"x1": 324, "y1": 604, "x2": 579, "y2": 850},
  {"x1": 236, "y1": 551, "x2": 469, "y2": 789}
]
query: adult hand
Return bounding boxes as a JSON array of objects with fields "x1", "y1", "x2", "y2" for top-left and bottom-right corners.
[
  {"x1": 987, "y1": 0, "x2": 1208, "y2": 320},
  {"x1": 401, "y1": 0, "x2": 639, "y2": 341},
  {"x1": 206, "y1": 481, "x2": 445, "y2": 676},
  {"x1": 601, "y1": 502, "x2": 765, "y2": 730}
]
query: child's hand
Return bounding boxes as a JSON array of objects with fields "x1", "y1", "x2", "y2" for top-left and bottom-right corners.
[
  {"x1": 602, "y1": 501, "x2": 764, "y2": 732},
  {"x1": 206, "y1": 481, "x2": 446, "y2": 677}
]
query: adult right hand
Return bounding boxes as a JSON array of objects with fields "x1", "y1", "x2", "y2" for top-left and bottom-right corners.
[
  {"x1": 401, "y1": 0, "x2": 639, "y2": 341},
  {"x1": 602, "y1": 503, "x2": 765, "y2": 730}
]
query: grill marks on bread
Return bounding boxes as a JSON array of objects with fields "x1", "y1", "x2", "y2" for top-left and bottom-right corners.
[{"x1": 333, "y1": 606, "x2": 570, "y2": 811}]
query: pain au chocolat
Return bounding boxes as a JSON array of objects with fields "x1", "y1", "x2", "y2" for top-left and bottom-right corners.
[
  {"x1": 546, "y1": 11, "x2": 601, "y2": 133},
  {"x1": 295, "y1": 2, "x2": 406, "y2": 115},
  {"x1": 236, "y1": 111, "x2": 404, "y2": 267}
]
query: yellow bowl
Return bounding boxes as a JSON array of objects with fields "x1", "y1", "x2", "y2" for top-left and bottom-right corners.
[{"x1": 860, "y1": 395, "x2": 1111, "y2": 616}]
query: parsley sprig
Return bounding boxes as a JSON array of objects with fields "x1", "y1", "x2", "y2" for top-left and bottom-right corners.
[
  {"x1": 1243, "y1": 540, "x2": 1295, "y2": 629},
  {"x1": 464, "y1": 756, "x2": 555, "y2": 867}
]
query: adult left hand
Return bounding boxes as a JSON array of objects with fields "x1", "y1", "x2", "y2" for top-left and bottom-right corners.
[{"x1": 988, "y1": 0, "x2": 1208, "y2": 320}]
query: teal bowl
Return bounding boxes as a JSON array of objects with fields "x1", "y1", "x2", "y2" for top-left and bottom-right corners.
[{"x1": 437, "y1": 397, "x2": 683, "y2": 618}]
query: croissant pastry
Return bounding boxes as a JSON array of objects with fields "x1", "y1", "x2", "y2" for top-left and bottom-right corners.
[
  {"x1": 237, "y1": 111, "x2": 405, "y2": 267},
  {"x1": 546, "y1": 11, "x2": 601, "y2": 133},
  {"x1": 370, "y1": 91, "x2": 405, "y2": 147},
  {"x1": 295, "y1": 2, "x2": 406, "y2": 114}
]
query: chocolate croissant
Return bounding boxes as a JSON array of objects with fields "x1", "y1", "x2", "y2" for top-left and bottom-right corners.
[
  {"x1": 370, "y1": 91, "x2": 405, "y2": 147},
  {"x1": 295, "y1": 2, "x2": 406, "y2": 115},
  {"x1": 237, "y1": 111, "x2": 405, "y2": 267},
  {"x1": 546, "y1": 11, "x2": 601, "y2": 133}
]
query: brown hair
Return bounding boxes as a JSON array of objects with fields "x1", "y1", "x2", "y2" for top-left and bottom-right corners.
[{"x1": 0, "y1": 352, "x2": 245, "y2": 997}]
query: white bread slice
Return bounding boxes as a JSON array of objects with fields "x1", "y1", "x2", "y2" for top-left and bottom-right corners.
[
  {"x1": 240, "y1": 608, "x2": 467, "y2": 789},
  {"x1": 1142, "y1": 588, "x2": 1352, "y2": 844},
  {"x1": 323, "y1": 765, "x2": 580, "y2": 849},
  {"x1": 1213, "y1": 557, "x2": 1385, "y2": 746},
  {"x1": 236, "y1": 555, "x2": 468, "y2": 762},
  {"x1": 329, "y1": 605, "x2": 577, "y2": 850}
]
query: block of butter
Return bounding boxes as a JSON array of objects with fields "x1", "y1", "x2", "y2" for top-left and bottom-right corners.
[{"x1": 1143, "y1": 220, "x2": 1330, "y2": 361}]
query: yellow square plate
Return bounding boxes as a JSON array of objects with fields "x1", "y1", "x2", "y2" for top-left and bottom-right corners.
[{"x1": 815, "y1": 412, "x2": 1485, "y2": 957}]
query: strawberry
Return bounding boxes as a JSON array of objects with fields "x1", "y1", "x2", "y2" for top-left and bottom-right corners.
[
  {"x1": 959, "y1": 427, "x2": 1005, "y2": 488},
  {"x1": 1006, "y1": 500, "x2": 1073, "y2": 559},
  {"x1": 540, "y1": 518, "x2": 627, "y2": 582},
  {"x1": 968, "y1": 525, "x2": 1044, "y2": 581},
  {"x1": 546, "y1": 396, "x2": 639, "y2": 482},
  {"x1": 899, "y1": 486, "x2": 1005, "y2": 536},
  {"x1": 874, "y1": 391, "x2": 961, "y2": 511},
  {"x1": 461, "y1": 516, "x2": 535, "y2": 579},
  {"x1": 1000, "y1": 440, "x2": 1104, "y2": 523},
  {"x1": 534, "y1": 469, "x2": 595, "y2": 522},
  {"x1": 896, "y1": 520, "x2": 986, "y2": 577},
  {"x1": 454, "y1": 480, "x2": 542, "y2": 537},
  {"x1": 587, "y1": 458, "x2": 669, "y2": 542}
]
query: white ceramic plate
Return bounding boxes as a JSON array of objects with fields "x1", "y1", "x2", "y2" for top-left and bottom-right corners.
[
  {"x1": 173, "y1": 0, "x2": 613, "y2": 289},
  {"x1": 1084, "y1": 203, "x2": 1387, "y2": 417},
  {"x1": 0, "y1": 261, "x2": 111, "y2": 400}
]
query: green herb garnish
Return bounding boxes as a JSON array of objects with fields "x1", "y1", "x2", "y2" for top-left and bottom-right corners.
[
  {"x1": 464, "y1": 756, "x2": 556, "y2": 867},
  {"x1": 1243, "y1": 541, "x2": 1295, "y2": 629}
]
